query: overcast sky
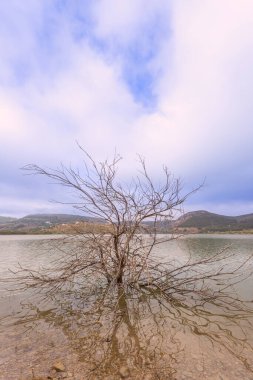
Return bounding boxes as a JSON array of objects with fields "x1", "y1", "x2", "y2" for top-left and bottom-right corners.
[{"x1": 1, "y1": 0, "x2": 253, "y2": 217}]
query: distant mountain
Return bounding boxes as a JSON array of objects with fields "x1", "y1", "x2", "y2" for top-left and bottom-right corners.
[
  {"x1": 1, "y1": 211, "x2": 253, "y2": 234},
  {"x1": 0, "y1": 213, "x2": 104, "y2": 233},
  {"x1": 19, "y1": 213, "x2": 103, "y2": 225},
  {"x1": 174, "y1": 210, "x2": 253, "y2": 232},
  {"x1": 0, "y1": 216, "x2": 17, "y2": 224}
]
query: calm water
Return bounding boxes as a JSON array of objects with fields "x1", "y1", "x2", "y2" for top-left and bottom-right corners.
[{"x1": 0, "y1": 234, "x2": 253, "y2": 380}]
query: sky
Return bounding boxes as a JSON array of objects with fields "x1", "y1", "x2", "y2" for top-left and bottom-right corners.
[{"x1": 1, "y1": 0, "x2": 253, "y2": 217}]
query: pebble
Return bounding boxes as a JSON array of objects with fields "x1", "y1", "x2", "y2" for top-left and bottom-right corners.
[
  {"x1": 196, "y1": 364, "x2": 203, "y2": 372},
  {"x1": 143, "y1": 374, "x2": 153, "y2": 380},
  {"x1": 52, "y1": 361, "x2": 66, "y2": 372},
  {"x1": 119, "y1": 365, "x2": 130, "y2": 378}
]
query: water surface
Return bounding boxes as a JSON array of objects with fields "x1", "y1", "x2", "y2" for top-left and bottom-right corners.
[{"x1": 0, "y1": 234, "x2": 253, "y2": 380}]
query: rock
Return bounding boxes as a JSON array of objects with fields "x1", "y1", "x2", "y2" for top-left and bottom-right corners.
[
  {"x1": 52, "y1": 361, "x2": 66, "y2": 372},
  {"x1": 215, "y1": 375, "x2": 229, "y2": 380},
  {"x1": 119, "y1": 365, "x2": 130, "y2": 378},
  {"x1": 143, "y1": 374, "x2": 153, "y2": 380}
]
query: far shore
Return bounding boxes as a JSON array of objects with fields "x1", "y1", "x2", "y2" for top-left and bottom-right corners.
[{"x1": 1, "y1": 229, "x2": 253, "y2": 236}]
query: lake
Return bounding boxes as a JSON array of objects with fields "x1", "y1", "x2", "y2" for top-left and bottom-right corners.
[{"x1": 0, "y1": 234, "x2": 253, "y2": 380}]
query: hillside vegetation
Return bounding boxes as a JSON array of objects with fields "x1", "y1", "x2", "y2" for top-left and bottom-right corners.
[
  {"x1": 0, "y1": 216, "x2": 17, "y2": 224},
  {"x1": 0, "y1": 214, "x2": 104, "y2": 234},
  {"x1": 174, "y1": 210, "x2": 253, "y2": 233},
  {"x1": 1, "y1": 211, "x2": 253, "y2": 234}
]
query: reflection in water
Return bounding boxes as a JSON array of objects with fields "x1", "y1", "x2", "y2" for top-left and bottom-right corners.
[
  {"x1": 1, "y1": 235, "x2": 253, "y2": 379},
  {"x1": 4, "y1": 281, "x2": 253, "y2": 379},
  {"x1": 8, "y1": 288, "x2": 180, "y2": 379}
]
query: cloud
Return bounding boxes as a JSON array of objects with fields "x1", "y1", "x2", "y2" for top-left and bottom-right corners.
[
  {"x1": 91, "y1": 0, "x2": 171, "y2": 106},
  {"x1": 0, "y1": 1, "x2": 253, "y2": 216},
  {"x1": 92, "y1": 0, "x2": 169, "y2": 45},
  {"x1": 128, "y1": 0, "x2": 253, "y2": 207}
]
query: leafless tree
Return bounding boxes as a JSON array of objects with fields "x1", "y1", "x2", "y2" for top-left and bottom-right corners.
[
  {"x1": 20, "y1": 148, "x2": 197, "y2": 289},
  {"x1": 3, "y1": 147, "x2": 253, "y2": 378},
  {"x1": 15, "y1": 148, "x2": 252, "y2": 306}
]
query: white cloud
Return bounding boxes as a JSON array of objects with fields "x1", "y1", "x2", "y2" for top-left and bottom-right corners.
[
  {"x1": 1, "y1": 1, "x2": 253, "y2": 215},
  {"x1": 92, "y1": 0, "x2": 169, "y2": 46},
  {"x1": 153, "y1": 0, "x2": 253, "y2": 173},
  {"x1": 113, "y1": 0, "x2": 253, "y2": 186}
]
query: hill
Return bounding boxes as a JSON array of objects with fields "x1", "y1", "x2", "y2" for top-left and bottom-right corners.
[
  {"x1": 1, "y1": 211, "x2": 253, "y2": 234},
  {"x1": 0, "y1": 216, "x2": 17, "y2": 224},
  {"x1": 0, "y1": 213, "x2": 104, "y2": 234},
  {"x1": 174, "y1": 210, "x2": 253, "y2": 232},
  {"x1": 18, "y1": 213, "x2": 103, "y2": 225}
]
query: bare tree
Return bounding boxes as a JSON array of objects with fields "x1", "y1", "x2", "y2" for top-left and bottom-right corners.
[
  {"x1": 20, "y1": 148, "x2": 197, "y2": 289},
  {"x1": 16, "y1": 148, "x2": 252, "y2": 306},
  {"x1": 3, "y1": 147, "x2": 253, "y2": 378}
]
